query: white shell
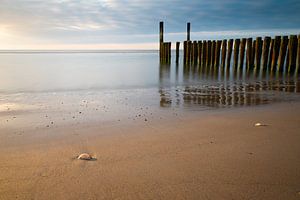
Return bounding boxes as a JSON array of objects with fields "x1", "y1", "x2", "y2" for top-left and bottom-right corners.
[
  {"x1": 77, "y1": 153, "x2": 92, "y2": 160},
  {"x1": 254, "y1": 123, "x2": 267, "y2": 127}
]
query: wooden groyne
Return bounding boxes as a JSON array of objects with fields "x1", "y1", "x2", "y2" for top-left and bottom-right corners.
[{"x1": 159, "y1": 22, "x2": 300, "y2": 74}]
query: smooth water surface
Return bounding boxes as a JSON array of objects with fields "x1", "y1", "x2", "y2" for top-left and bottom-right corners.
[{"x1": 0, "y1": 50, "x2": 299, "y2": 113}]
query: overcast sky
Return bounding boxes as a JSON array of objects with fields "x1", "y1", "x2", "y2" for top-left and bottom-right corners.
[{"x1": 0, "y1": 0, "x2": 299, "y2": 49}]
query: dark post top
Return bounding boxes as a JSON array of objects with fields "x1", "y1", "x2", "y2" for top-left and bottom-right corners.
[
  {"x1": 159, "y1": 21, "x2": 164, "y2": 43},
  {"x1": 187, "y1": 22, "x2": 191, "y2": 41}
]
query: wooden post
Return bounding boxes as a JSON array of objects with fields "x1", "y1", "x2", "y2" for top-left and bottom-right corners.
[
  {"x1": 288, "y1": 35, "x2": 298, "y2": 73},
  {"x1": 165, "y1": 43, "x2": 169, "y2": 63},
  {"x1": 226, "y1": 39, "x2": 233, "y2": 69},
  {"x1": 193, "y1": 41, "x2": 198, "y2": 64},
  {"x1": 164, "y1": 42, "x2": 167, "y2": 63},
  {"x1": 159, "y1": 21, "x2": 164, "y2": 60},
  {"x1": 168, "y1": 42, "x2": 171, "y2": 63},
  {"x1": 176, "y1": 42, "x2": 180, "y2": 64},
  {"x1": 198, "y1": 41, "x2": 202, "y2": 65},
  {"x1": 268, "y1": 39, "x2": 274, "y2": 70},
  {"x1": 239, "y1": 38, "x2": 246, "y2": 70},
  {"x1": 285, "y1": 48, "x2": 290, "y2": 70},
  {"x1": 211, "y1": 40, "x2": 216, "y2": 67},
  {"x1": 271, "y1": 36, "x2": 281, "y2": 71},
  {"x1": 251, "y1": 40, "x2": 256, "y2": 69},
  {"x1": 187, "y1": 22, "x2": 191, "y2": 41},
  {"x1": 215, "y1": 40, "x2": 222, "y2": 68},
  {"x1": 162, "y1": 42, "x2": 165, "y2": 63},
  {"x1": 246, "y1": 38, "x2": 253, "y2": 70},
  {"x1": 233, "y1": 39, "x2": 240, "y2": 69},
  {"x1": 221, "y1": 39, "x2": 227, "y2": 69},
  {"x1": 160, "y1": 42, "x2": 164, "y2": 62},
  {"x1": 206, "y1": 40, "x2": 212, "y2": 67},
  {"x1": 262, "y1": 36, "x2": 271, "y2": 70},
  {"x1": 297, "y1": 35, "x2": 300, "y2": 74},
  {"x1": 202, "y1": 41, "x2": 207, "y2": 66},
  {"x1": 191, "y1": 41, "x2": 194, "y2": 63},
  {"x1": 159, "y1": 22, "x2": 164, "y2": 44},
  {"x1": 187, "y1": 40, "x2": 192, "y2": 63},
  {"x1": 255, "y1": 37, "x2": 263, "y2": 69},
  {"x1": 183, "y1": 41, "x2": 187, "y2": 64},
  {"x1": 277, "y1": 36, "x2": 288, "y2": 72}
]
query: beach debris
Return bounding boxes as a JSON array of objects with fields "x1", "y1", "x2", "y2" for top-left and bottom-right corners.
[
  {"x1": 77, "y1": 153, "x2": 93, "y2": 160},
  {"x1": 254, "y1": 123, "x2": 267, "y2": 127}
]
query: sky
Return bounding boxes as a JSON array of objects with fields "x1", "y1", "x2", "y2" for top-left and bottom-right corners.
[{"x1": 0, "y1": 0, "x2": 299, "y2": 50}]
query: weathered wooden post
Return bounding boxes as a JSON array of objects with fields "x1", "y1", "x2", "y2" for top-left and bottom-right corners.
[
  {"x1": 176, "y1": 42, "x2": 180, "y2": 64},
  {"x1": 255, "y1": 37, "x2": 263, "y2": 69},
  {"x1": 251, "y1": 40, "x2": 256, "y2": 69},
  {"x1": 268, "y1": 39, "x2": 274, "y2": 69},
  {"x1": 221, "y1": 40, "x2": 227, "y2": 69},
  {"x1": 288, "y1": 35, "x2": 298, "y2": 73},
  {"x1": 226, "y1": 39, "x2": 233, "y2": 69},
  {"x1": 193, "y1": 41, "x2": 198, "y2": 64},
  {"x1": 183, "y1": 41, "x2": 187, "y2": 64},
  {"x1": 168, "y1": 42, "x2": 171, "y2": 63},
  {"x1": 246, "y1": 38, "x2": 253, "y2": 70},
  {"x1": 198, "y1": 41, "x2": 202, "y2": 65},
  {"x1": 202, "y1": 41, "x2": 207, "y2": 66},
  {"x1": 191, "y1": 41, "x2": 194, "y2": 63},
  {"x1": 271, "y1": 36, "x2": 281, "y2": 71},
  {"x1": 215, "y1": 40, "x2": 222, "y2": 68},
  {"x1": 211, "y1": 40, "x2": 216, "y2": 67},
  {"x1": 187, "y1": 40, "x2": 192, "y2": 64},
  {"x1": 277, "y1": 36, "x2": 288, "y2": 72},
  {"x1": 164, "y1": 42, "x2": 168, "y2": 63},
  {"x1": 285, "y1": 48, "x2": 290, "y2": 72},
  {"x1": 262, "y1": 36, "x2": 271, "y2": 70},
  {"x1": 233, "y1": 39, "x2": 240, "y2": 69},
  {"x1": 161, "y1": 42, "x2": 165, "y2": 62},
  {"x1": 159, "y1": 21, "x2": 164, "y2": 61},
  {"x1": 206, "y1": 40, "x2": 212, "y2": 67},
  {"x1": 187, "y1": 22, "x2": 191, "y2": 41},
  {"x1": 297, "y1": 35, "x2": 300, "y2": 74},
  {"x1": 239, "y1": 38, "x2": 246, "y2": 70}
]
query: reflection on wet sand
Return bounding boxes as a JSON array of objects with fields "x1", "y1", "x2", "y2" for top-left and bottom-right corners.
[{"x1": 159, "y1": 62, "x2": 300, "y2": 108}]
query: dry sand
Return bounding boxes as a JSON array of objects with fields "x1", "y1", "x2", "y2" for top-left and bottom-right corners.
[{"x1": 0, "y1": 102, "x2": 300, "y2": 200}]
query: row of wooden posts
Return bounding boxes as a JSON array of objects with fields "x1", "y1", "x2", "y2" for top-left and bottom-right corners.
[{"x1": 159, "y1": 22, "x2": 300, "y2": 74}]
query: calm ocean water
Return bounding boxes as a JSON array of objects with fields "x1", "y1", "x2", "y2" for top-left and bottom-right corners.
[{"x1": 0, "y1": 50, "x2": 299, "y2": 112}]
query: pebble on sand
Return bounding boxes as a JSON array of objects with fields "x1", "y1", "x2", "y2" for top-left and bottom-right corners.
[{"x1": 77, "y1": 153, "x2": 93, "y2": 160}]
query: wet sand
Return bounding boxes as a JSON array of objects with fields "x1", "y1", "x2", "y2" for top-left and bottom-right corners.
[{"x1": 0, "y1": 102, "x2": 300, "y2": 200}]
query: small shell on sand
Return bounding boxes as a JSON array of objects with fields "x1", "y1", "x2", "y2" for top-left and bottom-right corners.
[
  {"x1": 254, "y1": 123, "x2": 267, "y2": 127},
  {"x1": 77, "y1": 153, "x2": 93, "y2": 160}
]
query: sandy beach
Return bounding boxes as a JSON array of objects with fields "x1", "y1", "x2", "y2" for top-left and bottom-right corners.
[{"x1": 1, "y1": 101, "x2": 300, "y2": 200}]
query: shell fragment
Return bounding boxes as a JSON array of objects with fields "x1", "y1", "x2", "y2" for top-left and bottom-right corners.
[{"x1": 77, "y1": 153, "x2": 93, "y2": 160}]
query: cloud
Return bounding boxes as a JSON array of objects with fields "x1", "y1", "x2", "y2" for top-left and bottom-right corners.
[{"x1": 0, "y1": 0, "x2": 299, "y2": 49}]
